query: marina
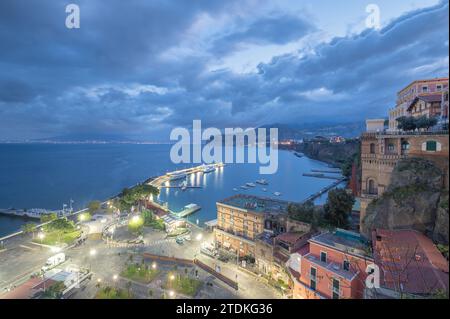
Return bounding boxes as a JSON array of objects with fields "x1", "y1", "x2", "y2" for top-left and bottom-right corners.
[{"x1": 0, "y1": 144, "x2": 346, "y2": 235}]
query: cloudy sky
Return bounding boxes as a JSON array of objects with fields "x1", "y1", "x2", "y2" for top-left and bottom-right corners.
[{"x1": 0, "y1": 0, "x2": 448, "y2": 141}]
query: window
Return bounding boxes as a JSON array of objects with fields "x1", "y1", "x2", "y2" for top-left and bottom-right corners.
[
  {"x1": 426, "y1": 141, "x2": 437, "y2": 152},
  {"x1": 368, "y1": 179, "x2": 377, "y2": 195},
  {"x1": 437, "y1": 85, "x2": 442, "y2": 91},
  {"x1": 310, "y1": 267, "x2": 317, "y2": 291},
  {"x1": 343, "y1": 260, "x2": 350, "y2": 271},
  {"x1": 369, "y1": 143, "x2": 376, "y2": 154},
  {"x1": 332, "y1": 278, "x2": 340, "y2": 299},
  {"x1": 387, "y1": 143, "x2": 395, "y2": 152},
  {"x1": 422, "y1": 86, "x2": 428, "y2": 93},
  {"x1": 401, "y1": 141, "x2": 410, "y2": 150},
  {"x1": 320, "y1": 251, "x2": 327, "y2": 263}
]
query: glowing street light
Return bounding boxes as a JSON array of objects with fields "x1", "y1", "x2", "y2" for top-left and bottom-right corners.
[
  {"x1": 169, "y1": 274, "x2": 175, "y2": 281},
  {"x1": 89, "y1": 248, "x2": 97, "y2": 256},
  {"x1": 113, "y1": 274, "x2": 118, "y2": 281},
  {"x1": 132, "y1": 215, "x2": 141, "y2": 223},
  {"x1": 196, "y1": 233, "x2": 203, "y2": 241},
  {"x1": 169, "y1": 290, "x2": 175, "y2": 298},
  {"x1": 151, "y1": 262, "x2": 157, "y2": 269},
  {"x1": 38, "y1": 232, "x2": 45, "y2": 240}
]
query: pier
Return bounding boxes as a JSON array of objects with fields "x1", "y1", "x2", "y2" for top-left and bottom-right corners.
[
  {"x1": 301, "y1": 177, "x2": 347, "y2": 203},
  {"x1": 310, "y1": 169, "x2": 342, "y2": 174},
  {"x1": 302, "y1": 173, "x2": 343, "y2": 180}
]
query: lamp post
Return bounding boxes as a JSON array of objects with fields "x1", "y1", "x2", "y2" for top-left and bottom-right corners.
[{"x1": 89, "y1": 248, "x2": 97, "y2": 272}]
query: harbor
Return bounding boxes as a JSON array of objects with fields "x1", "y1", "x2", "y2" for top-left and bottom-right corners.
[{"x1": 0, "y1": 146, "x2": 346, "y2": 235}]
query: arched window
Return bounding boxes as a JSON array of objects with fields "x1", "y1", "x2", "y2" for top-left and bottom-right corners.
[
  {"x1": 370, "y1": 143, "x2": 376, "y2": 154},
  {"x1": 368, "y1": 179, "x2": 377, "y2": 195}
]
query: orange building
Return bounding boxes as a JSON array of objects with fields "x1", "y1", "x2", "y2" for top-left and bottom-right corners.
[{"x1": 290, "y1": 229, "x2": 373, "y2": 299}]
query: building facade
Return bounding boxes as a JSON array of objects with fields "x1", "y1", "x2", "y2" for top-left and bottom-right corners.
[
  {"x1": 388, "y1": 77, "x2": 449, "y2": 131},
  {"x1": 214, "y1": 195, "x2": 291, "y2": 258},
  {"x1": 359, "y1": 130, "x2": 449, "y2": 226},
  {"x1": 289, "y1": 229, "x2": 373, "y2": 299}
]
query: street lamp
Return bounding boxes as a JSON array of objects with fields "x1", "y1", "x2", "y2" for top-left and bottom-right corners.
[
  {"x1": 38, "y1": 232, "x2": 45, "y2": 249},
  {"x1": 89, "y1": 248, "x2": 97, "y2": 271},
  {"x1": 169, "y1": 274, "x2": 175, "y2": 281},
  {"x1": 169, "y1": 290, "x2": 175, "y2": 298},
  {"x1": 151, "y1": 262, "x2": 157, "y2": 270},
  {"x1": 196, "y1": 233, "x2": 203, "y2": 241}
]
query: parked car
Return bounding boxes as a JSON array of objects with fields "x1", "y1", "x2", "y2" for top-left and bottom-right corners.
[{"x1": 175, "y1": 237, "x2": 184, "y2": 245}]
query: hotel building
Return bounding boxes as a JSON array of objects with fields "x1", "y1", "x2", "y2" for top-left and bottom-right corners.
[
  {"x1": 214, "y1": 194, "x2": 292, "y2": 258},
  {"x1": 289, "y1": 229, "x2": 373, "y2": 299},
  {"x1": 388, "y1": 77, "x2": 449, "y2": 131}
]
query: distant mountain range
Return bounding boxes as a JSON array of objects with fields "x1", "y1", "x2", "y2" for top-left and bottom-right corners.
[
  {"x1": 259, "y1": 122, "x2": 365, "y2": 140},
  {"x1": 1, "y1": 121, "x2": 366, "y2": 144}
]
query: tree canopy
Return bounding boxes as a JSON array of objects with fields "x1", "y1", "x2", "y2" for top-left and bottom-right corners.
[{"x1": 323, "y1": 189, "x2": 355, "y2": 228}]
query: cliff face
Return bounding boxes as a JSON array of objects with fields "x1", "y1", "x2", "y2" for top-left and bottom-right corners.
[
  {"x1": 362, "y1": 157, "x2": 449, "y2": 245},
  {"x1": 297, "y1": 140, "x2": 359, "y2": 167}
]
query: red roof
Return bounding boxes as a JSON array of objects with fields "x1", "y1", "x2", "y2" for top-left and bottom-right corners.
[
  {"x1": 372, "y1": 229, "x2": 449, "y2": 295},
  {"x1": 276, "y1": 232, "x2": 305, "y2": 246}
]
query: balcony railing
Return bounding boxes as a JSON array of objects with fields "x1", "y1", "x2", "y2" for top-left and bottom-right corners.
[{"x1": 363, "y1": 129, "x2": 449, "y2": 137}]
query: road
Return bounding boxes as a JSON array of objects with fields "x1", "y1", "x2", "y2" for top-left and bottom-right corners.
[{"x1": 0, "y1": 223, "x2": 281, "y2": 299}]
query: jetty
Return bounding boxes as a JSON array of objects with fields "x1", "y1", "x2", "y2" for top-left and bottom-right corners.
[
  {"x1": 302, "y1": 178, "x2": 346, "y2": 203},
  {"x1": 302, "y1": 173, "x2": 343, "y2": 180},
  {"x1": 311, "y1": 169, "x2": 342, "y2": 174},
  {"x1": 148, "y1": 162, "x2": 224, "y2": 188}
]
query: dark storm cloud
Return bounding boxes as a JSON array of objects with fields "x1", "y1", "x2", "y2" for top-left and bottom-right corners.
[{"x1": 0, "y1": 0, "x2": 448, "y2": 140}]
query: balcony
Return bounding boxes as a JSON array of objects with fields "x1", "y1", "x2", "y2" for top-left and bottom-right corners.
[
  {"x1": 363, "y1": 129, "x2": 449, "y2": 138},
  {"x1": 361, "y1": 191, "x2": 379, "y2": 199}
]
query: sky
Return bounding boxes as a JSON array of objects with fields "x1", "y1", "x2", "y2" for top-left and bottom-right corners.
[{"x1": 0, "y1": 0, "x2": 448, "y2": 141}]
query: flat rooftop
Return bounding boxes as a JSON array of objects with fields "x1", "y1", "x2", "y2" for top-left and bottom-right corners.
[
  {"x1": 217, "y1": 194, "x2": 291, "y2": 215},
  {"x1": 310, "y1": 229, "x2": 371, "y2": 258}
]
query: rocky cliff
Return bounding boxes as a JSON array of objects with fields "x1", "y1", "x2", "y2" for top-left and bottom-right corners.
[{"x1": 362, "y1": 157, "x2": 449, "y2": 245}]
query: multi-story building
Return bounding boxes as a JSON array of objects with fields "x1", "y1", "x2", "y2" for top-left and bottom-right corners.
[
  {"x1": 407, "y1": 94, "x2": 444, "y2": 118},
  {"x1": 214, "y1": 194, "x2": 292, "y2": 258},
  {"x1": 368, "y1": 228, "x2": 449, "y2": 298},
  {"x1": 388, "y1": 77, "x2": 449, "y2": 131},
  {"x1": 289, "y1": 229, "x2": 373, "y2": 299},
  {"x1": 359, "y1": 127, "x2": 449, "y2": 227},
  {"x1": 255, "y1": 225, "x2": 311, "y2": 283}
]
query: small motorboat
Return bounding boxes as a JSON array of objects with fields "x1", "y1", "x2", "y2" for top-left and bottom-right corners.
[
  {"x1": 273, "y1": 192, "x2": 282, "y2": 196},
  {"x1": 246, "y1": 182, "x2": 256, "y2": 187},
  {"x1": 256, "y1": 179, "x2": 268, "y2": 185}
]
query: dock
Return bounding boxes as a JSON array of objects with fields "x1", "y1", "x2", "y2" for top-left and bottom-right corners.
[
  {"x1": 148, "y1": 163, "x2": 224, "y2": 189},
  {"x1": 302, "y1": 178, "x2": 346, "y2": 203},
  {"x1": 302, "y1": 173, "x2": 343, "y2": 180},
  {"x1": 311, "y1": 169, "x2": 342, "y2": 174}
]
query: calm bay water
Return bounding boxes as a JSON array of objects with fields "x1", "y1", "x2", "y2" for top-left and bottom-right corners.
[{"x1": 0, "y1": 143, "x2": 340, "y2": 236}]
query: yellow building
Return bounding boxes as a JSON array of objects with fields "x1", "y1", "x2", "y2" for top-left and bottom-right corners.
[{"x1": 214, "y1": 195, "x2": 291, "y2": 258}]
